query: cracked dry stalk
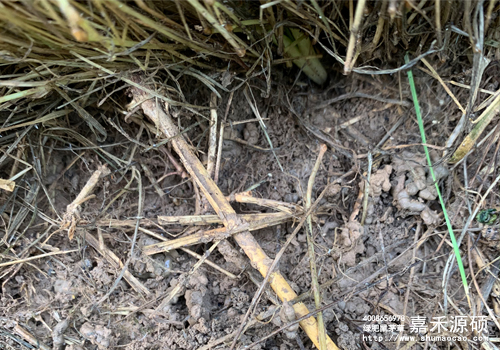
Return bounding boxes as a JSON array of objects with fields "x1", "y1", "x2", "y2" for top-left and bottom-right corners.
[
  {"x1": 62, "y1": 164, "x2": 110, "y2": 240},
  {"x1": 128, "y1": 76, "x2": 338, "y2": 350},
  {"x1": 305, "y1": 144, "x2": 328, "y2": 350},
  {"x1": 143, "y1": 211, "x2": 292, "y2": 254}
]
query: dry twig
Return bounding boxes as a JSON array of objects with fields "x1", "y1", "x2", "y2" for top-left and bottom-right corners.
[
  {"x1": 128, "y1": 75, "x2": 339, "y2": 350},
  {"x1": 61, "y1": 165, "x2": 110, "y2": 240}
]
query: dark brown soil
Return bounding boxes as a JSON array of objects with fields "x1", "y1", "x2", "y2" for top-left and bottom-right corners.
[{"x1": 1, "y1": 64, "x2": 500, "y2": 350}]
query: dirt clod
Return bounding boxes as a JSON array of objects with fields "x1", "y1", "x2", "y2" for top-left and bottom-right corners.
[
  {"x1": 334, "y1": 221, "x2": 365, "y2": 267},
  {"x1": 370, "y1": 165, "x2": 392, "y2": 197},
  {"x1": 52, "y1": 318, "x2": 69, "y2": 350},
  {"x1": 80, "y1": 323, "x2": 112, "y2": 349},
  {"x1": 243, "y1": 123, "x2": 260, "y2": 145}
]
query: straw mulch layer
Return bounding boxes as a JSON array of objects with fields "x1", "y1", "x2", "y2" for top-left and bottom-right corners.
[{"x1": 1, "y1": 1, "x2": 500, "y2": 350}]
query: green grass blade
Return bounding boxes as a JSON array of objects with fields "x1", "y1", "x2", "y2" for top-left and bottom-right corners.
[{"x1": 405, "y1": 53, "x2": 471, "y2": 308}]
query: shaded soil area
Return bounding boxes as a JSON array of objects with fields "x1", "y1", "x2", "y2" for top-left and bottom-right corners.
[{"x1": 1, "y1": 64, "x2": 500, "y2": 350}]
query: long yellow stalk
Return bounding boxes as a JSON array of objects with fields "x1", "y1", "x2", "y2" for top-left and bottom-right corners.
[{"x1": 129, "y1": 76, "x2": 338, "y2": 350}]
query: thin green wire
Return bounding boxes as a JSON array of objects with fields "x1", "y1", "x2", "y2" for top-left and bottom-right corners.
[{"x1": 405, "y1": 53, "x2": 470, "y2": 306}]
